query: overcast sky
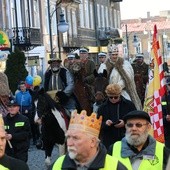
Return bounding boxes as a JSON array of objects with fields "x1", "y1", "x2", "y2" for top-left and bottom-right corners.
[{"x1": 120, "y1": 0, "x2": 170, "y2": 19}]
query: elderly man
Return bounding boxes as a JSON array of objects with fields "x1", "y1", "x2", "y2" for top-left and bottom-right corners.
[
  {"x1": 44, "y1": 57, "x2": 76, "y2": 112},
  {"x1": 108, "y1": 110, "x2": 170, "y2": 170},
  {"x1": 50, "y1": 110, "x2": 127, "y2": 170},
  {"x1": 0, "y1": 116, "x2": 29, "y2": 170},
  {"x1": 105, "y1": 45, "x2": 142, "y2": 110},
  {"x1": 97, "y1": 84, "x2": 136, "y2": 150}
]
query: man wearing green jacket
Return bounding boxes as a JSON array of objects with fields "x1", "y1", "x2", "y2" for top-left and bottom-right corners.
[
  {"x1": 49, "y1": 110, "x2": 127, "y2": 170},
  {"x1": 108, "y1": 110, "x2": 170, "y2": 170}
]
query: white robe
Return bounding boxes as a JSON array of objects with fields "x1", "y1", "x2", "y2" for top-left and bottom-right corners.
[{"x1": 109, "y1": 60, "x2": 135, "y2": 101}]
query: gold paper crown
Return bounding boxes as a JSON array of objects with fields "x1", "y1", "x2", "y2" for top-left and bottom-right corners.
[{"x1": 68, "y1": 110, "x2": 102, "y2": 138}]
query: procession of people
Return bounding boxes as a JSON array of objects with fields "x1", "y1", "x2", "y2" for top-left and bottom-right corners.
[{"x1": 0, "y1": 45, "x2": 170, "y2": 170}]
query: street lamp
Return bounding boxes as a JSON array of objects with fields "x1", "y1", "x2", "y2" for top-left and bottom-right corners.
[
  {"x1": 47, "y1": 0, "x2": 69, "y2": 59},
  {"x1": 58, "y1": 11, "x2": 69, "y2": 33}
]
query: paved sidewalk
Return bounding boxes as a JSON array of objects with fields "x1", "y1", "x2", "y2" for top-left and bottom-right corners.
[{"x1": 27, "y1": 144, "x2": 59, "y2": 170}]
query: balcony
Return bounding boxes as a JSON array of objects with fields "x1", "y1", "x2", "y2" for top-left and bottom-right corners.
[
  {"x1": 12, "y1": 27, "x2": 41, "y2": 50},
  {"x1": 62, "y1": 0, "x2": 81, "y2": 3},
  {"x1": 98, "y1": 27, "x2": 123, "y2": 45},
  {"x1": 110, "y1": 0, "x2": 123, "y2": 2}
]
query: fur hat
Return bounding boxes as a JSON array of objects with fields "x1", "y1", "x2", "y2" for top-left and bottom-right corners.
[
  {"x1": 108, "y1": 45, "x2": 119, "y2": 54},
  {"x1": 105, "y1": 84, "x2": 122, "y2": 96}
]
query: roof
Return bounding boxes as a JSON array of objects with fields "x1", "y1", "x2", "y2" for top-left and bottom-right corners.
[{"x1": 121, "y1": 20, "x2": 170, "y2": 33}]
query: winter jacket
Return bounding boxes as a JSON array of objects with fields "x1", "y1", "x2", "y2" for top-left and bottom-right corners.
[
  {"x1": 97, "y1": 96, "x2": 136, "y2": 150},
  {"x1": 44, "y1": 67, "x2": 74, "y2": 96},
  {"x1": 4, "y1": 113, "x2": 31, "y2": 162},
  {"x1": 108, "y1": 135, "x2": 170, "y2": 170},
  {"x1": 15, "y1": 90, "x2": 32, "y2": 114},
  {"x1": 0, "y1": 154, "x2": 29, "y2": 170}
]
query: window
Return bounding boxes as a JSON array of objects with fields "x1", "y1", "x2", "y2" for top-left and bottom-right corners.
[
  {"x1": 72, "y1": 10, "x2": 77, "y2": 36},
  {"x1": 97, "y1": 4, "x2": 101, "y2": 28},
  {"x1": 89, "y1": 2, "x2": 94, "y2": 29},
  {"x1": 101, "y1": 5, "x2": 104, "y2": 27},
  {"x1": 67, "y1": 8, "x2": 72, "y2": 36},
  {"x1": 33, "y1": 0, "x2": 40, "y2": 27},
  {"x1": 84, "y1": 0, "x2": 89, "y2": 28},
  {"x1": 79, "y1": 0, "x2": 85, "y2": 28},
  {"x1": 109, "y1": 8, "x2": 113, "y2": 27},
  {"x1": 114, "y1": 9, "x2": 117, "y2": 28},
  {"x1": 105, "y1": 7, "x2": 109, "y2": 27}
]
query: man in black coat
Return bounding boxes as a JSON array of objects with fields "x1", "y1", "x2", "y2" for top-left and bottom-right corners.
[
  {"x1": 44, "y1": 57, "x2": 76, "y2": 112},
  {"x1": 97, "y1": 84, "x2": 136, "y2": 150},
  {"x1": 0, "y1": 123, "x2": 29, "y2": 170},
  {"x1": 4, "y1": 100, "x2": 31, "y2": 162}
]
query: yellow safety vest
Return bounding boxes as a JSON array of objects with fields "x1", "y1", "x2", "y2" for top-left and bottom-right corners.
[
  {"x1": 52, "y1": 154, "x2": 119, "y2": 170},
  {"x1": 112, "y1": 141, "x2": 164, "y2": 170},
  {"x1": 0, "y1": 164, "x2": 9, "y2": 170}
]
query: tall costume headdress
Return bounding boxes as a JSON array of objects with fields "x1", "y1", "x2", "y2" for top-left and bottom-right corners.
[{"x1": 69, "y1": 110, "x2": 102, "y2": 138}]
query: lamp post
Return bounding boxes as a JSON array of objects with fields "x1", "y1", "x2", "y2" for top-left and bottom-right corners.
[{"x1": 47, "y1": 0, "x2": 69, "y2": 59}]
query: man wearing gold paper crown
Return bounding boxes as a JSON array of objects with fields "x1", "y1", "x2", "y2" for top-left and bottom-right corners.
[
  {"x1": 49, "y1": 110, "x2": 127, "y2": 170},
  {"x1": 0, "y1": 115, "x2": 29, "y2": 170}
]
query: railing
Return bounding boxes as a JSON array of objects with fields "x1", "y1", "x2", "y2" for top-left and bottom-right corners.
[
  {"x1": 110, "y1": 0, "x2": 123, "y2": 2},
  {"x1": 98, "y1": 27, "x2": 121, "y2": 40},
  {"x1": 12, "y1": 27, "x2": 41, "y2": 47}
]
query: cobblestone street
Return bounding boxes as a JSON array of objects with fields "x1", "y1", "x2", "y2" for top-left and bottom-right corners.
[{"x1": 27, "y1": 144, "x2": 59, "y2": 170}]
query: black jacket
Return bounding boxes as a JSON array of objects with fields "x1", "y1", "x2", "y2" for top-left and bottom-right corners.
[
  {"x1": 97, "y1": 96, "x2": 136, "y2": 150},
  {"x1": 4, "y1": 113, "x2": 31, "y2": 162},
  {"x1": 0, "y1": 154, "x2": 29, "y2": 170}
]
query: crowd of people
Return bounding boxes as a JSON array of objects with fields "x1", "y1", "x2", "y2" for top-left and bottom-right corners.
[{"x1": 1, "y1": 45, "x2": 170, "y2": 170}]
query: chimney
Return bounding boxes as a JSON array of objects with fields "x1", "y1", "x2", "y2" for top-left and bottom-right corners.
[{"x1": 147, "y1": 12, "x2": 150, "y2": 18}]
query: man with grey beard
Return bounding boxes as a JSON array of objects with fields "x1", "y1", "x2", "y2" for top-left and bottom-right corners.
[
  {"x1": 49, "y1": 110, "x2": 127, "y2": 170},
  {"x1": 108, "y1": 110, "x2": 170, "y2": 170}
]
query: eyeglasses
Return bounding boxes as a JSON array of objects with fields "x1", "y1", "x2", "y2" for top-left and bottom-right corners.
[
  {"x1": 126, "y1": 123, "x2": 148, "y2": 128},
  {"x1": 108, "y1": 96, "x2": 119, "y2": 100}
]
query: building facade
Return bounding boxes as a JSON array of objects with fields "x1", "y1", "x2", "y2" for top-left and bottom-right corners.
[
  {"x1": 0, "y1": 0, "x2": 123, "y2": 75},
  {"x1": 121, "y1": 11, "x2": 170, "y2": 64}
]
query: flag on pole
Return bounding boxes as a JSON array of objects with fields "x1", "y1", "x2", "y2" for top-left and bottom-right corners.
[{"x1": 143, "y1": 24, "x2": 166, "y2": 143}]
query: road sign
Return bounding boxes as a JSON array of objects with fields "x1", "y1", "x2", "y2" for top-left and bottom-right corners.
[{"x1": 28, "y1": 56, "x2": 40, "y2": 66}]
